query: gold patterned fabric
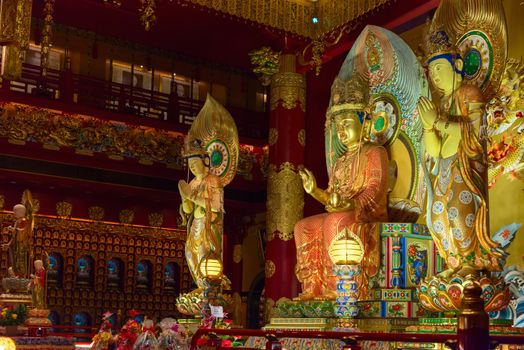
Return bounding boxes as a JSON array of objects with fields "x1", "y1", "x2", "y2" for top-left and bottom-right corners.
[
  {"x1": 294, "y1": 144, "x2": 388, "y2": 298},
  {"x1": 184, "y1": 174, "x2": 224, "y2": 288},
  {"x1": 426, "y1": 85, "x2": 502, "y2": 271}
]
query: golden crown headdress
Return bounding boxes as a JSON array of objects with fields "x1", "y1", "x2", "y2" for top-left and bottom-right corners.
[
  {"x1": 182, "y1": 136, "x2": 208, "y2": 159},
  {"x1": 422, "y1": 22, "x2": 459, "y2": 62},
  {"x1": 328, "y1": 74, "x2": 370, "y2": 115}
]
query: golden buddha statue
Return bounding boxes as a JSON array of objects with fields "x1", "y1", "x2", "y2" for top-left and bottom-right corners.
[
  {"x1": 177, "y1": 95, "x2": 238, "y2": 294},
  {"x1": 294, "y1": 75, "x2": 389, "y2": 300},
  {"x1": 2, "y1": 203, "x2": 31, "y2": 277},
  {"x1": 418, "y1": 29, "x2": 503, "y2": 277},
  {"x1": 179, "y1": 138, "x2": 224, "y2": 290}
]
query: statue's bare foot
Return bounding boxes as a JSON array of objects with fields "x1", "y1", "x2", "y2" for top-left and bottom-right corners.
[
  {"x1": 456, "y1": 266, "x2": 479, "y2": 278},
  {"x1": 436, "y1": 268, "x2": 458, "y2": 279},
  {"x1": 293, "y1": 292, "x2": 317, "y2": 301},
  {"x1": 316, "y1": 290, "x2": 337, "y2": 301}
]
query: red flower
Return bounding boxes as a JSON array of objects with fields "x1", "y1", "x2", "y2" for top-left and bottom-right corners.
[
  {"x1": 392, "y1": 304, "x2": 402, "y2": 312},
  {"x1": 128, "y1": 309, "x2": 140, "y2": 318},
  {"x1": 408, "y1": 245, "x2": 417, "y2": 257},
  {"x1": 362, "y1": 303, "x2": 371, "y2": 312},
  {"x1": 222, "y1": 339, "x2": 233, "y2": 347},
  {"x1": 196, "y1": 337, "x2": 208, "y2": 346},
  {"x1": 516, "y1": 111, "x2": 523, "y2": 119}
]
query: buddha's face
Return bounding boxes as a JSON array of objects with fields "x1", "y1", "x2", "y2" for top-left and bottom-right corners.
[
  {"x1": 188, "y1": 156, "x2": 206, "y2": 176},
  {"x1": 428, "y1": 57, "x2": 462, "y2": 95},
  {"x1": 336, "y1": 113, "x2": 362, "y2": 147}
]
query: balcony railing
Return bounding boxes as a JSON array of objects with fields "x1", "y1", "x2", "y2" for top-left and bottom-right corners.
[{"x1": 0, "y1": 64, "x2": 268, "y2": 140}]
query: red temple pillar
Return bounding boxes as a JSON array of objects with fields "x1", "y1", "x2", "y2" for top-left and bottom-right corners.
[{"x1": 264, "y1": 53, "x2": 304, "y2": 315}]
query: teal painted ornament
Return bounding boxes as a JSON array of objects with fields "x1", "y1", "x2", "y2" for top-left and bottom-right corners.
[
  {"x1": 463, "y1": 48, "x2": 482, "y2": 79},
  {"x1": 211, "y1": 149, "x2": 223, "y2": 167},
  {"x1": 374, "y1": 115, "x2": 385, "y2": 132}
]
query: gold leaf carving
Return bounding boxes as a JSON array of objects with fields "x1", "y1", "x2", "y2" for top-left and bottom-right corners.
[
  {"x1": 119, "y1": 209, "x2": 135, "y2": 224},
  {"x1": 298, "y1": 129, "x2": 306, "y2": 147},
  {"x1": 148, "y1": 212, "x2": 163, "y2": 227},
  {"x1": 56, "y1": 201, "x2": 72, "y2": 217},
  {"x1": 265, "y1": 259, "x2": 276, "y2": 278},
  {"x1": 270, "y1": 72, "x2": 306, "y2": 112},
  {"x1": 266, "y1": 162, "x2": 304, "y2": 241},
  {"x1": 88, "y1": 206, "x2": 105, "y2": 221},
  {"x1": 268, "y1": 128, "x2": 278, "y2": 146},
  {"x1": 233, "y1": 244, "x2": 242, "y2": 264}
]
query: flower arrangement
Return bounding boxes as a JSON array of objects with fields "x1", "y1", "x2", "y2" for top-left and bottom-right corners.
[
  {"x1": 197, "y1": 312, "x2": 244, "y2": 348},
  {"x1": 0, "y1": 304, "x2": 28, "y2": 326}
]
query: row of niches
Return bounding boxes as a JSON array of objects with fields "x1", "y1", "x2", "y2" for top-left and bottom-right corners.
[
  {"x1": 36, "y1": 229, "x2": 185, "y2": 249},
  {"x1": 37, "y1": 238, "x2": 184, "y2": 257},
  {"x1": 47, "y1": 252, "x2": 185, "y2": 293}
]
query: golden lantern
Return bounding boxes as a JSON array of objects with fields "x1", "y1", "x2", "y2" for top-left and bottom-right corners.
[
  {"x1": 199, "y1": 253, "x2": 223, "y2": 279},
  {"x1": 0, "y1": 337, "x2": 16, "y2": 350},
  {"x1": 328, "y1": 227, "x2": 364, "y2": 265}
]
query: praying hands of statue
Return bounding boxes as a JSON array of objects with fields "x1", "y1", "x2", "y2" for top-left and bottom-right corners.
[{"x1": 418, "y1": 96, "x2": 439, "y2": 131}]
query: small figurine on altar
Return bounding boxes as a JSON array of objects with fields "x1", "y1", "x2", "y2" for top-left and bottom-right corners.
[
  {"x1": 294, "y1": 75, "x2": 389, "y2": 300},
  {"x1": 2, "y1": 203, "x2": 32, "y2": 277},
  {"x1": 27, "y1": 259, "x2": 46, "y2": 309}
]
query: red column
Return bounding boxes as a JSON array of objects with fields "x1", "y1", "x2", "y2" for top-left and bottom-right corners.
[{"x1": 264, "y1": 53, "x2": 304, "y2": 313}]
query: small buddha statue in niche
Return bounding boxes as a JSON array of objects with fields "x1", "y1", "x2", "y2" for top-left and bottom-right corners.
[
  {"x1": 164, "y1": 264, "x2": 177, "y2": 291},
  {"x1": 136, "y1": 261, "x2": 150, "y2": 289},
  {"x1": 107, "y1": 259, "x2": 121, "y2": 289},
  {"x1": 76, "y1": 257, "x2": 92, "y2": 286}
]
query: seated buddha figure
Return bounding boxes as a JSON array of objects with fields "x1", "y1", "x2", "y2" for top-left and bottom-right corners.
[
  {"x1": 294, "y1": 75, "x2": 389, "y2": 300},
  {"x1": 417, "y1": 29, "x2": 503, "y2": 277}
]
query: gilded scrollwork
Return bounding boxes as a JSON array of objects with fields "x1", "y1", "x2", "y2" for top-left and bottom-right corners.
[
  {"x1": 0, "y1": 102, "x2": 265, "y2": 178},
  {"x1": 88, "y1": 206, "x2": 104, "y2": 221},
  {"x1": 270, "y1": 72, "x2": 306, "y2": 112},
  {"x1": 233, "y1": 244, "x2": 242, "y2": 264},
  {"x1": 119, "y1": 209, "x2": 135, "y2": 224},
  {"x1": 187, "y1": 0, "x2": 389, "y2": 38},
  {"x1": 56, "y1": 201, "x2": 72, "y2": 218},
  {"x1": 298, "y1": 129, "x2": 306, "y2": 147},
  {"x1": 266, "y1": 162, "x2": 304, "y2": 241},
  {"x1": 268, "y1": 128, "x2": 278, "y2": 146},
  {"x1": 0, "y1": 0, "x2": 32, "y2": 80},
  {"x1": 265, "y1": 259, "x2": 276, "y2": 278},
  {"x1": 148, "y1": 212, "x2": 163, "y2": 227}
]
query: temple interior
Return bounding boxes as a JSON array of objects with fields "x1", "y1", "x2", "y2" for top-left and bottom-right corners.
[{"x1": 0, "y1": 0, "x2": 524, "y2": 349}]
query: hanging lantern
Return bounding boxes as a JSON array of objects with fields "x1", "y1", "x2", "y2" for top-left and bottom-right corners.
[{"x1": 199, "y1": 252, "x2": 223, "y2": 279}]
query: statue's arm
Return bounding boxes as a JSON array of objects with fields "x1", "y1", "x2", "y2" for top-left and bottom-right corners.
[
  {"x1": 310, "y1": 187, "x2": 329, "y2": 206},
  {"x1": 299, "y1": 168, "x2": 329, "y2": 205}
]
